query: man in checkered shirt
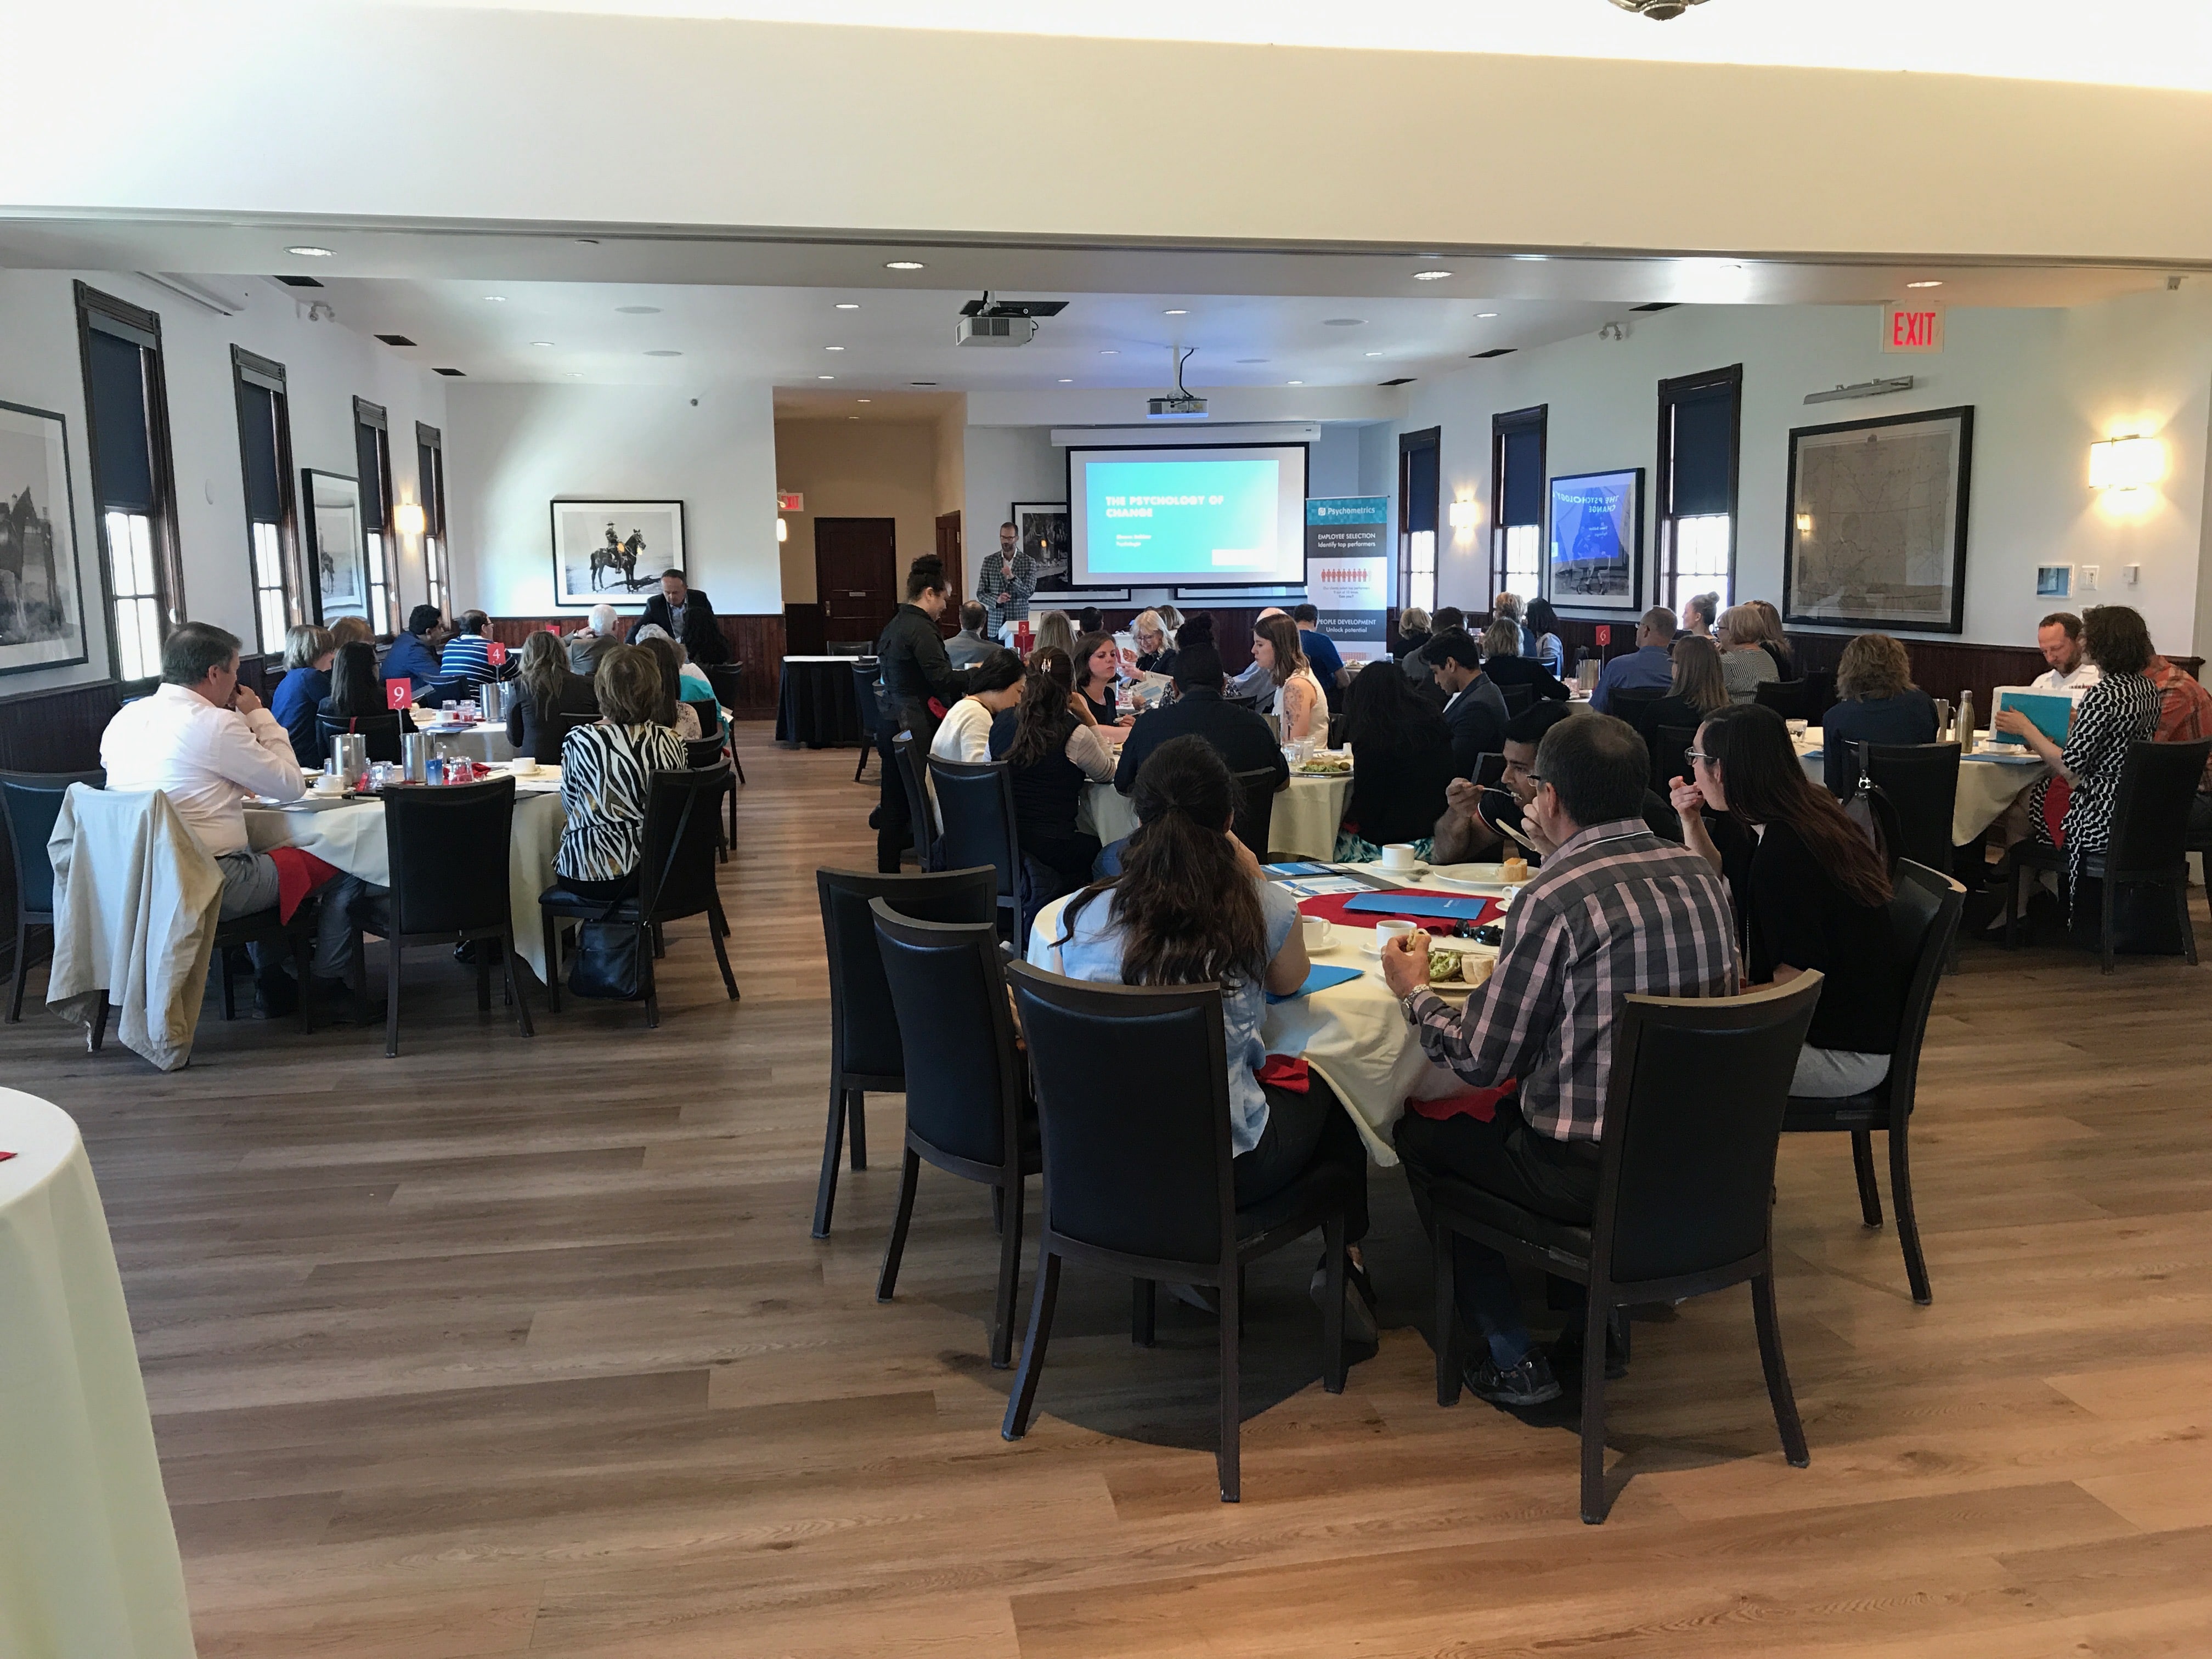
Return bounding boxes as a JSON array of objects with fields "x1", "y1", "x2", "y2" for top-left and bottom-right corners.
[{"x1": 1381, "y1": 712, "x2": 1738, "y2": 1407}]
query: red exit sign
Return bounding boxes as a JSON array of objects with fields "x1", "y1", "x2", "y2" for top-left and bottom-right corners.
[{"x1": 1882, "y1": 302, "x2": 1945, "y2": 354}]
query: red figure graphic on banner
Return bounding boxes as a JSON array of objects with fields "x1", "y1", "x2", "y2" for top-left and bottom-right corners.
[{"x1": 386, "y1": 680, "x2": 415, "y2": 711}]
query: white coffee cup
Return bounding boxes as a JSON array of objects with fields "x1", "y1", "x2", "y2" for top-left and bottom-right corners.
[
  {"x1": 312, "y1": 772, "x2": 345, "y2": 795},
  {"x1": 1301, "y1": 916, "x2": 1334, "y2": 952},
  {"x1": 1374, "y1": 918, "x2": 1418, "y2": 953},
  {"x1": 1378, "y1": 843, "x2": 1417, "y2": 873}
]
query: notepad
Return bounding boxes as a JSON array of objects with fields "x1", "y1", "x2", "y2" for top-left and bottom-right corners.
[
  {"x1": 1267, "y1": 963, "x2": 1364, "y2": 1003},
  {"x1": 1342, "y1": 891, "x2": 1493, "y2": 921},
  {"x1": 1265, "y1": 862, "x2": 1334, "y2": 878}
]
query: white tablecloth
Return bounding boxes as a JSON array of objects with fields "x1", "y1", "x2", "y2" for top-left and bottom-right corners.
[
  {"x1": 245, "y1": 783, "x2": 567, "y2": 980},
  {"x1": 1028, "y1": 871, "x2": 1500, "y2": 1165},
  {"x1": 1799, "y1": 727, "x2": 2046, "y2": 846},
  {"x1": 0, "y1": 1089, "x2": 197, "y2": 1658},
  {"x1": 1079, "y1": 772, "x2": 1355, "y2": 861},
  {"x1": 411, "y1": 720, "x2": 518, "y2": 764}
]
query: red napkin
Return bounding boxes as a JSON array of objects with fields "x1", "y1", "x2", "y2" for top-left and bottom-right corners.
[
  {"x1": 1295, "y1": 890, "x2": 1501, "y2": 933},
  {"x1": 2041, "y1": 777, "x2": 2072, "y2": 848},
  {"x1": 1407, "y1": 1079, "x2": 1518, "y2": 1124},
  {"x1": 1256, "y1": 1054, "x2": 1311, "y2": 1094},
  {"x1": 266, "y1": 847, "x2": 342, "y2": 923},
  {"x1": 0, "y1": 1151, "x2": 15, "y2": 1163},
  {"x1": 928, "y1": 698, "x2": 948, "y2": 720}
]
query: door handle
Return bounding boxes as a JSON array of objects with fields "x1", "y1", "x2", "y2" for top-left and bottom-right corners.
[{"x1": 848, "y1": 591, "x2": 866, "y2": 597}]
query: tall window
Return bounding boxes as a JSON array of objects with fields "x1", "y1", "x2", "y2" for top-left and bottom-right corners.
[
  {"x1": 76, "y1": 283, "x2": 183, "y2": 681},
  {"x1": 353, "y1": 397, "x2": 397, "y2": 635},
  {"x1": 1656, "y1": 365, "x2": 1742, "y2": 614},
  {"x1": 1491, "y1": 405, "x2": 1546, "y2": 603},
  {"x1": 416, "y1": 422, "x2": 448, "y2": 617},
  {"x1": 1397, "y1": 426, "x2": 1439, "y2": 615},
  {"x1": 232, "y1": 347, "x2": 302, "y2": 654}
]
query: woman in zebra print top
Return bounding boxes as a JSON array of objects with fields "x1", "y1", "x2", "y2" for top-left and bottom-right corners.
[{"x1": 556, "y1": 644, "x2": 691, "y2": 896}]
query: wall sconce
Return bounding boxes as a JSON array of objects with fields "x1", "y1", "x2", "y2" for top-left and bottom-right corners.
[
  {"x1": 1447, "y1": 498, "x2": 1479, "y2": 534},
  {"x1": 393, "y1": 502, "x2": 426, "y2": 537},
  {"x1": 775, "y1": 516, "x2": 789, "y2": 543},
  {"x1": 2089, "y1": 435, "x2": 2164, "y2": 493}
]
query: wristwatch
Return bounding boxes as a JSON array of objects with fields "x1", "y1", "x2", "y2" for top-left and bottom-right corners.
[{"x1": 1400, "y1": 987, "x2": 1430, "y2": 1022}]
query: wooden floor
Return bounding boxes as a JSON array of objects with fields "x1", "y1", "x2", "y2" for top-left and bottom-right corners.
[{"x1": 9, "y1": 727, "x2": 2212, "y2": 1657}]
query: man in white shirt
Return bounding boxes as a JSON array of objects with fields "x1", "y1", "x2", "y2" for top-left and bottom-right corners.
[
  {"x1": 100, "y1": 622, "x2": 365, "y2": 1014},
  {"x1": 2031, "y1": 611, "x2": 2103, "y2": 693}
]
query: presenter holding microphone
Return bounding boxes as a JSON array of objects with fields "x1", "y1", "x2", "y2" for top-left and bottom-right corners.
[{"x1": 978, "y1": 521, "x2": 1037, "y2": 644}]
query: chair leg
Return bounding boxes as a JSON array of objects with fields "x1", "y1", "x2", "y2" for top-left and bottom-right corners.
[
  {"x1": 1322, "y1": 1213, "x2": 1347, "y2": 1395},
  {"x1": 853, "y1": 746, "x2": 868, "y2": 783},
  {"x1": 505, "y1": 936, "x2": 534, "y2": 1039},
  {"x1": 5, "y1": 919, "x2": 28, "y2": 1022},
  {"x1": 641, "y1": 924, "x2": 659, "y2": 1029},
  {"x1": 541, "y1": 912, "x2": 562, "y2": 1012},
  {"x1": 292, "y1": 928, "x2": 315, "y2": 1036},
  {"x1": 990, "y1": 1174, "x2": 1024, "y2": 1370},
  {"x1": 1217, "y1": 1266, "x2": 1242, "y2": 1503},
  {"x1": 2177, "y1": 877, "x2": 2200, "y2": 966},
  {"x1": 811, "y1": 1085, "x2": 848, "y2": 1239},
  {"x1": 219, "y1": 945, "x2": 237, "y2": 1020},
  {"x1": 88, "y1": 991, "x2": 109, "y2": 1052},
  {"x1": 1001, "y1": 1248, "x2": 1061, "y2": 1441},
  {"x1": 652, "y1": 921, "x2": 667, "y2": 960},
  {"x1": 1433, "y1": 1222, "x2": 1460, "y2": 1406},
  {"x1": 2004, "y1": 857, "x2": 2023, "y2": 949},
  {"x1": 848, "y1": 1091, "x2": 868, "y2": 1171},
  {"x1": 1850, "y1": 1130, "x2": 1884, "y2": 1227},
  {"x1": 476, "y1": 939, "x2": 493, "y2": 1012},
  {"x1": 1751, "y1": 1269, "x2": 1812, "y2": 1468},
  {"x1": 385, "y1": 939, "x2": 403, "y2": 1058},
  {"x1": 1888, "y1": 1116, "x2": 1933, "y2": 1306},
  {"x1": 2102, "y1": 874, "x2": 2117, "y2": 975},
  {"x1": 1132, "y1": 1278, "x2": 1156, "y2": 1347},
  {"x1": 730, "y1": 750, "x2": 745, "y2": 787},
  {"x1": 707, "y1": 895, "x2": 740, "y2": 1001},
  {"x1": 1578, "y1": 1297, "x2": 1611, "y2": 1525},
  {"x1": 876, "y1": 1147, "x2": 922, "y2": 1303},
  {"x1": 991, "y1": 1184, "x2": 1005, "y2": 1234}
]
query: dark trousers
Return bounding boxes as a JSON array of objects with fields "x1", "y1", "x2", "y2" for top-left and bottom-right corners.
[
  {"x1": 876, "y1": 723, "x2": 910, "y2": 874},
  {"x1": 1394, "y1": 1098, "x2": 1600, "y2": 1365},
  {"x1": 1237, "y1": 1074, "x2": 1370, "y2": 1245}
]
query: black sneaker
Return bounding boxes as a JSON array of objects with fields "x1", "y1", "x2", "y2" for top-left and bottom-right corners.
[
  {"x1": 1551, "y1": 1318, "x2": 1629, "y2": 1381},
  {"x1": 251, "y1": 976, "x2": 299, "y2": 1019},
  {"x1": 1464, "y1": 1350, "x2": 1562, "y2": 1407}
]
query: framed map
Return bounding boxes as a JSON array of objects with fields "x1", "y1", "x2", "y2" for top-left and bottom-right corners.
[{"x1": 1783, "y1": 407, "x2": 1973, "y2": 635}]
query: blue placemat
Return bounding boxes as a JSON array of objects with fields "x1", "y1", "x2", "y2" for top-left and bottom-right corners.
[
  {"x1": 1267, "y1": 963, "x2": 1364, "y2": 1003},
  {"x1": 1341, "y1": 891, "x2": 1492, "y2": 921}
]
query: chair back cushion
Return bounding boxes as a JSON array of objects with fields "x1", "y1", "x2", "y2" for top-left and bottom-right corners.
[
  {"x1": 0, "y1": 770, "x2": 101, "y2": 916},
  {"x1": 1652, "y1": 724, "x2": 1696, "y2": 796},
  {"x1": 930, "y1": 759, "x2": 1017, "y2": 899},
  {"x1": 2108, "y1": 738, "x2": 2212, "y2": 874},
  {"x1": 1607, "y1": 686, "x2": 1664, "y2": 742},
  {"x1": 684, "y1": 735, "x2": 725, "y2": 770},
  {"x1": 893, "y1": 735, "x2": 938, "y2": 870},
  {"x1": 817, "y1": 866, "x2": 997, "y2": 1079},
  {"x1": 1600, "y1": 976, "x2": 1823, "y2": 1286},
  {"x1": 1754, "y1": 679, "x2": 1813, "y2": 720},
  {"x1": 383, "y1": 777, "x2": 517, "y2": 935},
  {"x1": 639, "y1": 766, "x2": 727, "y2": 920},
  {"x1": 1855, "y1": 743, "x2": 1961, "y2": 874},
  {"x1": 1008, "y1": 963, "x2": 1232, "y2": 1267},
  {"x1": 1881, "y1": 859, "x2": 1966, "y2": 1110},
  {"x1": 317, "y1": 712, "x2": 404, "y2": 764},
  {"x1": 1231, "y1": 768, "x2": 1278, "y2": 859},
  {"x1": 871, "y1": 902, "x2": 1026, "y2": 1167},
  {"x1": 684, "y1": 697, "x2": 720, "y2": 738},
  {"x1": 853, "y1": 662, "x2": 885, "y2": 738}
]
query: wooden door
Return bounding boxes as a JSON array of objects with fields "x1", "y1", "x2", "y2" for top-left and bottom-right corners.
[
  {"x1": 815, "y1": 517, "x2": 898, "y2": 649},
  {"x1": 934, "y1": 510, "x2": 962, "y2": 637}
]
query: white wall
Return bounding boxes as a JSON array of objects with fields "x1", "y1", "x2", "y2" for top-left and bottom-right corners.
[
  {"x1": 1397, "y1": 289, "x2": 2212, "y2": 651},
  {"x1": 444, "y1": 382, "x2": 781, "y2": 618},
  {"x1": 0, "y1": 268, "x2": 445, "y2": 696}
]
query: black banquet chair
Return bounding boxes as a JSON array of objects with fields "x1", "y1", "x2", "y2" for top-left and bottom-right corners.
[
  {"x1": 539, "y1": 765, "x2": 740, "y2": 1027},
  {"x1": 1, "y1": 768, "x2": 103, "y2": 1023},
  {"x1": 549, "y1": 708, "x2": 600, "y2": 761},
  {"x1": 356, "y1": 776, "x2": 533, "y2": 1058},
  {"x1": 701, "y1": 664, "x2": 748, "y2": 785},
  {"x1": 1231, "y1": 766, "x2": 1281, "y2": 860},
  {"x1": 1754, "y1": 679, "x2": 1815, "y2": 721},
  {"x1": 891, "y1": 734, "x2": 939, "y2": 873},
  {"x1": 853, "y1": 660, "x2": 885, "y2": 783},
  {"x1": 1426, "y1": 975, "x2": 1825, "y2": 1524},
  {"x1": 1652, "y1": 724, "x2": 1696, "y2": 797},
  {"x1": 685, "y1": 734, "x2": 737, "y2": 863},
  {"x1": 316, "y1": 711, "x2": 404, "y2": 765},
  {"x1": 870, "y1": 901, "x2": 1043, "y2": 1369},
  {"x1": 929, "y1": 757, "x2": 1022, "y2": 940},
  {"x1": 1785, "y1": 859, "x2": 1964, "y2": 1306},
  {"x1": 1001, "y1": 962, "x2": 1356, "y2": 1503},
  {"x1": 810, "y1": 864, "x2": 997, "y2": 1237},
  {"x1": 2006, "y1": 738, "x2": 2210, "y2": 971}
]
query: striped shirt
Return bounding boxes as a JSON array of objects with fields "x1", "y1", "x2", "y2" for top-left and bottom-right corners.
[
  {"x1": 1403, "y1": 818, "x2": 1738, "y2": 1143},
  {"x1": 439, "y1": 633, "x2": 517, "y2": 685},
  {"x1": 556, "y1": 721, "x2": 690, "y2": 883}
]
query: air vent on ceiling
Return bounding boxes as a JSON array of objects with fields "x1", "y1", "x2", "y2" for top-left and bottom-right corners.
[
  {"x1": 1630, "y1": 302, "x2": 1679, "y2": 313},
  {"x1": 1470, "y1": 348, "x2": 1517, "y2": 359},
  {"x1": 374, "y1": 333, "x2": 416, "y2": 347},
  {"x1": 272, "y1": 274, "x2": 324, "y2": 289},
  {"x1": 1377, "y1": 376, "x2": 1417, "y2": 387},
  {"x1": 432, "y1": 366, "x2": 466, "y2": 377}
]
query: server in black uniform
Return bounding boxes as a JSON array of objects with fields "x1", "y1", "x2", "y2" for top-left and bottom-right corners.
[{"x1": 873, "y1": 555, "x2": 972, "y2": 872}]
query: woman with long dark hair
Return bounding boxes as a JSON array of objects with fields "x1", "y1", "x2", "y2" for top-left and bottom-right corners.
[
  {"x1": 316, "y1": 639, "x2": 412, "y2": 763},
  {"x1": 1049, "y1": 736, "x2": 1375, "y2": 1339},
  {"x1": 1334, "y1": 660, "x2": 1458, "y2": 861},
  {"x1": 1253, "y1": 613, "x2": 1325, "y2": 742},
  {"x1": 633, "y1": 633, "x2": 701, "y2": 738},
  {"x1": 929, "y1": 646, "x2": 1025, "y2": 764},
  {"x1": 988, "y1": 644, "x2": 1116, "y2": 893},
  {"x1": 1523, "y1": 598, "x2": 1566, "y2": 677},
  {"x1": 506, "y1": 629, "x2": 601, "y2": 765},
  {"x1": 1670, "y1": 703, "x2": 1900, "y2": 1096},
  {"x1": 1646, "y1": 634, "x2": 1730, "y2": 736}
]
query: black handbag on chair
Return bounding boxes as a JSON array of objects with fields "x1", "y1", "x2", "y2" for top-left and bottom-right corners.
[{"x1": 567, "y1": 792, "x2": 696, "y2": 1000}]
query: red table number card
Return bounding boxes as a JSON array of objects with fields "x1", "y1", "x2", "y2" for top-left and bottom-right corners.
[
  {"x1": 486, "y1": 640, "x2": 508, "y2": 666},
  {"x1": 386, "y1": 680, "x2": 415, "y2": 712}
]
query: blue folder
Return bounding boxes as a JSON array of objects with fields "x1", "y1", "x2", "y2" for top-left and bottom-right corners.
[
  {"x1": 1267, "y1": 963, "x2": 1364, "y2": 1003},
  {"x1": 1341, "y1": 891, "x2": 1493, "y2": 921}
]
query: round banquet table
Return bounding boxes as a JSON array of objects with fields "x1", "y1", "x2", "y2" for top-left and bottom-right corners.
[
  {"x1": 1079, "y1": 770, "x2": 1355, "y2": 861},
  {"x1": 245, "y1": 778, "x2": 568, "y2": 981},
  {"x1": 1797, "y1": 726, "x2": 2047, "y2": 846},
  {"x1": 409, "y1": 719, "x2": 518, "y2": 764},
  {"x1": 1028, "y1": 868, "x2": 1505, "y2": 1164},
  {"x1": 0, "y1": 1089, "x2": 197, "y2": 1658},
  {"x1": 776, "y1": 656, "x2": 870, "y2": 748}
]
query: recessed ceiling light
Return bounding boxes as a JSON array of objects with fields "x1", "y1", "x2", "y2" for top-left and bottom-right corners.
[
  {"x1": 1237, "y1": 358, "x2": 1268, "y2": 364},
  {"x1": 616, "y1": 305, "x2": 661, "y2": 314},
  {"x1": 849, "y1": 415, "x2": 860, "y2": 420},
  {"x1": 1509, "y1": 254, "x2": 1549, "y2": 262},
  {"x1": 1288, "y1": 380, "x2": 1304, "y2": 385},
  {"x1": 1476, "y1": 312, "x2": 1499, "y2": 319},
  {"x1": 484, "y1": 295, "x2": 507, "y2": 303},
  {"x1": 1099, "y1": 349, "x2": 1119, "y2": 356},
  {"x1": 1057, "y1": 378, "x2": 1073, "y2": 383},
  {"x1": 1412, "y1": 270, "x2": 1452, "y2": 281},
  {"x1": 1364, "y1": 351, "x2": 1384, "y2": 357},
  {"x1": 817, "y1": 374, "x2": 835, "y2": 380},
  {"x1": 835, "y1": 302, "x2": 861, "y2": 309},
  {"x1": 857, "y1": 398, "x2": 872, "y2": 403},
  {"x1": 286, "y1": 245, "x2": 333, "y2": 257},
  {"x1": 1906, "y1": 280, "x2": 1944, "y2": 289},
  {"x1": 1163, "y1": 308, "x2": 1188, "y2": 315},
  {"x1": 645, "y1": 349, "x2": 681, "y2": 357},
  {"x1": 825, "y1": 345, "x2": 845, "y2": 351},
  {"x1": 885, "y1": 260, "x2": 926, "y2": 271},
  {"x1": 564, "y1": 371, "x2": 583, "y2": 378},
  {"x1": 531, "y1": 340, "x2": 555, "y2": 347},
  {"x1": 1323, "y1": 318, "x2": 1365, "y2": 327}
]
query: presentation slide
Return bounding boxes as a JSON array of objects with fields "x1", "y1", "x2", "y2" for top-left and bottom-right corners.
[{"x1": 1068, "y1": 443, "x2": 1308, "y2": 588}]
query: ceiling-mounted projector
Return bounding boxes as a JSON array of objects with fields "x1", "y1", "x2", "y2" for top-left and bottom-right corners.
[
  {"x1": 1147, "y1": 346, "x2": 1207, "y2": 420},
  {"x1": 955, "y1": 291, "x2": 1066, "y2": 347}
]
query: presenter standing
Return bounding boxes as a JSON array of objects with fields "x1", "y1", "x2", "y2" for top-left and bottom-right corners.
[{"x1": 978, "y1": 521, "x2": 1037, "y2": 643}]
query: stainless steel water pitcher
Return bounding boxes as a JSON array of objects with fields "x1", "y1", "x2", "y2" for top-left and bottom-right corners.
[{"x1": 330, "y1": 732, "x2": 367, "y2": 786}]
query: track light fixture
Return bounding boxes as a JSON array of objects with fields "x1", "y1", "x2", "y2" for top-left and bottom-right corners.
[{"x1": 1609, "y1": 0, "x2": 1709, "y2": 17}]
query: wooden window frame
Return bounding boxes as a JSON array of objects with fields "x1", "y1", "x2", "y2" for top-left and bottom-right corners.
[
  {"x1": 1654, "y1": 364, "x2": 1743, "y2": 614},
  {"x1": 232, "y1": 346, "x2": 302, "y2": 654},
  {"x1": 75, "y1": 280, "x2": 184, "y2": 681},
  {"x1": 1490, "y1": 404, "x2": 1547, "y2": 607},
  {"x1": 416, "y1": 421, "x2": 448, "y2": 619},
  {"x1": 354, "y1": 396, "x2": 398, "y2": 635},
  {"x1": 1396, "y1": 426, "x2": 1441, "y2": 614}
]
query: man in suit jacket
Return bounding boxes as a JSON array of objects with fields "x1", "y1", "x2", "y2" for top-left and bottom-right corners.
[
  {"x1": 1114, "y1": 643, "x2": 1289, "y2": 795},
  {"x1": 1426, "y1": 628, "x2": 1508, "y2": 778},
  {"x1": 636, "y1": 569, "x2": 730, "y2": 667}
]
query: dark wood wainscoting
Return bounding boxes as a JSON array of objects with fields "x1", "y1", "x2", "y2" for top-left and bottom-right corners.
[
  {"x1": 0, "y1": 675, "x2": 138, "y2": 978},
  {"x1": 487, "y1": 615, "x2": 786, "y2": 718}
]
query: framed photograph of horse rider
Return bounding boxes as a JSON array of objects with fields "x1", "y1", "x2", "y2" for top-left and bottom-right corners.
[{"x1": 549, "y1": 499, "x2": 686, "y2": 607}]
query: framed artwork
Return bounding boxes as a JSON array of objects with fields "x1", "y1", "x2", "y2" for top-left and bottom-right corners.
[
  {"x1": 1011, "y1": 500, "x2": 1076, "y2": 590},
  {"x1": 2036, "y1": 563, "x2": 2073, "y2": 600},
  {"x1": 302, "y1": 469, "x2": 365, "y2": 624},
  {"x1": 1545, "y1": 467, "x2": 1644, "y2": 613},
  {"x1": 0, "y1": 399, "x2": 88, "y2": 678},
  {"x1": 1784, "y1": 405, "x2": 1974, "y2": 635},
  {"x1": 550, "y1": 499, "x2": 686, "y2": 607}
]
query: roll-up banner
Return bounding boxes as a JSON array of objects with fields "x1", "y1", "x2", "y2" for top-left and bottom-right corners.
[{"x1": 1304, "y1": 496, "x2": 1390, "y2": 667}]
